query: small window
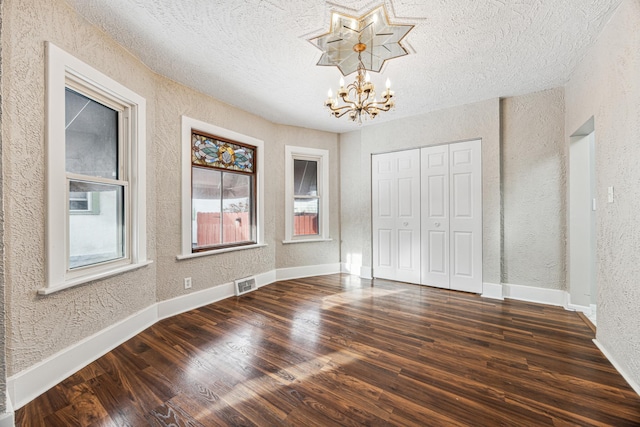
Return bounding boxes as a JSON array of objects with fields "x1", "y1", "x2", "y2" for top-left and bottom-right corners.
[
  {"x1": 293, "y1": 159, "x2": 319, "y2": 236},
  {"x1": 69, "y1": 191, "x2": 100, "y2": 214},
  {"x1": 191, "y1": 131, "x2": 256, "y2": 251},
  {"x1": 284, "y1": 146, "x2": 330, "y2": 243},
  {"x1": 44, "y1": 42, "x2": 149, "y2": 294},
  {"x1": 179, "y1": 116, "x2": 265, "y2": 259}
]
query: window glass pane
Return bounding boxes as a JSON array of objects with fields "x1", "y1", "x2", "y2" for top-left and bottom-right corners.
[
  {"x1": 65, "y1": 88, "x2": 119, "y2": 179},
  {"x1": 68, "y1": 180, "x2": 124, "y2": 269},
  {"x1": 294, "y1": 159, "x2": 318, "y2": 196},
  {"x1": 294, "y1": 198, "x2": 319, "y2": 236},
  {"x1": 192, "y1": 167, "x2": 222, "y2": 249},
  {"x1": 222, "y1": 172, "x2": 252, "y2": 244}
]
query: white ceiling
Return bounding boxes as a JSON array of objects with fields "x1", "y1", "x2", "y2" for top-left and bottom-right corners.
[{"x1": 65, "y1": 0, "x2": 621, "y2": 134}]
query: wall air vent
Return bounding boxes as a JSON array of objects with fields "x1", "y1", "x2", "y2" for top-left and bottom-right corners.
[{"x1": 235, "y1": 276, "x2": 257, "y2": 296}]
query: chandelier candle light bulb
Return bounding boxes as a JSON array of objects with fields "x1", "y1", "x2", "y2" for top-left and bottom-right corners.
[{"x1": 338, "y1": 77, "x2": 347, "y2": 97}]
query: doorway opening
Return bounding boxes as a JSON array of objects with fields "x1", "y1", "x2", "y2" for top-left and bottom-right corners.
[{"x1": 569, "y1": 118, "x2": 596, "y2": 325}]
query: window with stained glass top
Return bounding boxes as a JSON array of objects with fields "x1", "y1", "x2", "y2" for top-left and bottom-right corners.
[{"x1": 191, "y1": 131, "x2": 257, "y2": 252}]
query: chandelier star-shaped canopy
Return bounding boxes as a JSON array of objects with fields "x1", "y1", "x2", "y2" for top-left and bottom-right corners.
[{"x1": 310, "y1": 6, "x2": 413, "y2": 76}]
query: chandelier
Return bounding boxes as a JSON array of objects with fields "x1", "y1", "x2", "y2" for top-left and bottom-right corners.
[
  {"x1": 309, "y1": 6, "x2": 413, "y2": 124},
  {"x1": 324, "y1": 43, "x2": 394, "y2": 123}
]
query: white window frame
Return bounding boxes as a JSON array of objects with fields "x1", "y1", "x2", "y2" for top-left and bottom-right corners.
[
  {"x1": 42, "y1": 42, "x2": 150, "y2": 295},
  {"x1": 283, "y1": 146, "x2": 331, "y2": 243},
  {"x1": 178, "y1": 116, "x2": 265, "y2": 260}
]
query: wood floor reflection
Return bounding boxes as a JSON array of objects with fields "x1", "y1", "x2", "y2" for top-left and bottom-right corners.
[{"x1": 16, "y1": 274, "x2": 640, "y2": 426}]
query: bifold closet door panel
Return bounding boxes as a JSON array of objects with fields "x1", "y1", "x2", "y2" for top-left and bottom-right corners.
[
  {"x1": 420, "y1": 140, "x2": 482, "y2": 293},
  {"x1": 420, "y1": 145, "x2": 450, "y2": 289},
  {"x1": 449, "y1": 140, "x2": 482, "y2": 293},
  {"x1": 372, "y1": 149, "x2": 421, "y2": 284}
]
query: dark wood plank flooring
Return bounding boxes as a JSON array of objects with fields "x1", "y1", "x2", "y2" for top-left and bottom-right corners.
[{"x1": 16, "y1": 274, "x2": 640, "y2": 426}]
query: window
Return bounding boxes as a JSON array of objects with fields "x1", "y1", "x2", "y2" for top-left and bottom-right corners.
[
  {"x1": 284, "y1": 146, "x2": 330, "y2": 243},
  {"x1": 179, "y1": 117, "x2": 265, "y2": 259},
  {"x1": 191, "y1": 132, "x2": 256, "y2": 251},
  {"x1": 43, "y1": 42, "x2": 149, "y2": 294},
  {"x1": 293, "y1": 159, "x2": 319, "y2": 236}
]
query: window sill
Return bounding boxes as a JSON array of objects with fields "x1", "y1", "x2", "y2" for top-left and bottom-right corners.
[
  {"x1": 176, "y1": 243, "x2": 267, "y2": 260},
  {"x1": 282, "y1": 238, "x2": 333, "y2": 245},
  {"x1": 38, "y1": 260, "x2": 154, "y2": 295}
]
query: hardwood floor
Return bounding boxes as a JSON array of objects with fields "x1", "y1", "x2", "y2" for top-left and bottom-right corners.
[{"x1": 16, "y1": 274, "x2": 640, "y2": 426}]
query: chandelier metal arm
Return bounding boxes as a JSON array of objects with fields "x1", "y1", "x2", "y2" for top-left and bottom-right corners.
[{"x1": 324, "y1": 50, "x2": 396, "y2": 123}]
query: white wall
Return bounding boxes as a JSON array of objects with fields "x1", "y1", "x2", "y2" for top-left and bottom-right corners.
[
  {"x1": 339, "y1": 98, "x2": 502, "y2": 285},
  {"x1": 3, "y1": 0, "x2": 158, "y2": 376},
  {"x1": 274, "y1": 125, "x2": 340, "y2": 270},
  {"x1": 565, "y1": 0, "x2": 640, "y2": 388},
  {"x1": 501, "y1": 88, "x2": 566, "y2": 290},
  {"x1": 3, "y1": 0, "x2": 640, "y2": 411},
  {"x1": 340, "y1": 90, "x2": 570, "y2": 296},
  {"x1": 0, "y1": 0, "x2": 7, "y2": 413},
  {"x1": 1, "y1": 0, "x2": 341, "y2": 382}
]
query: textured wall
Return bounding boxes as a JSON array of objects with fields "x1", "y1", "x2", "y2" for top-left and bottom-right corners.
[
  {"x1": 2, "y1": 0, "x2": 157, "y2": 375},
  {"x1": 339, "y1": 131, "x2": 364, "y2": 274},
  {"x1": 501, "y1": 88, "x2": 567, "y2": 289},
  {"x1": 273, "y1": 126, "x2": 340, "y2": 270},
  {"x1": 153, "y1": 84, "x2": 341, "y2": 300},
  {"x1": 565, "y1": 0, "x2": 640, "y2": 387},
  {"x1": 1, "y1": 0, "x2": 341, "y2": 379},
  {"x1": 153, "y1": 79, "x2": 277, "y2": 302},
  {"x1": 0, "y1": 0, "x2": 7, "y2": 413},
  {"x1": 339, "y1": 98, "x2": 502, "y2": 285}
]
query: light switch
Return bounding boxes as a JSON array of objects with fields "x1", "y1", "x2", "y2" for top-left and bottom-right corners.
[{"x1": 608, "y1": 186, "x2": 614, "y2": 203}]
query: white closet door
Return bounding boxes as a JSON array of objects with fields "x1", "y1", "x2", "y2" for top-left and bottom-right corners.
[
  {"x1": 420, "y1": 145, "x2": 450, "y2": 288},
  {"x1": 449, "y1": 140, "x2": 482, "y2": 293},
  {"x1": 372, "y1": 149, "x2": 421, "y2": 283}
]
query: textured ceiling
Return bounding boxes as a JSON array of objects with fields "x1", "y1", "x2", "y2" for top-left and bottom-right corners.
[{"x1": 65, "y1": 0, "x2": 621, "y2": 134}]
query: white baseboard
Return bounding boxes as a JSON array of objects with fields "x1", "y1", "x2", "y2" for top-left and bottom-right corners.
[
  {"x1": 566, "y1": 302, "x2": 593, "y2": 314},
  {"x1": 157, "y1": 282, "x2": 235, "y2": 320},
  {"x1": 0, "y1": 395, "x2": 14, "y2": 427},
  {"x1": 8, "y1": 304, "x2": 158, "y2": 410},
  {"x1": 481, "y1": 282, "x2": 504, "y2": 300},
  {"x1": 0, "y1": 412, "x2": 13, "y2": 427},
  {"x1": 341, "y1": 262, "x2": 359, "y2": 275},
  {"x1": 593, "y1": 339, "x2": 640, "y2": 397},
  {"x1": 481, "y1": 282, "x2": 565, "y2": 305},
  {"x1": 498, "y1": 283, "x2": 595, "y2": 313},
  {"x1": 8, "y1": 264, "x2": 334, "y2": 411},
  {"x1": 256, "y1": 270, "x2": 277, "y2": 288},
  {"x1": 360, "y1": 266, "x2": 373, "y2": 280},
  {"x1": 564, "y1": 294, "x2": 594, "y2": 314},
  {"x1": 341, "y1": 263, "x2": 373, "y2": 280},
  {"x1": 502, "y1": 282, "x2": 566, "y2": 306},
  {"x1": 12, "y1": 270, "x2": 614, "y2": 412},
  {"x1": 157, "y1": 270, "x2": 278, "y2": 320},
  {"x1": 276, "y1": 263, "x2": 340, "y2": 281}
]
